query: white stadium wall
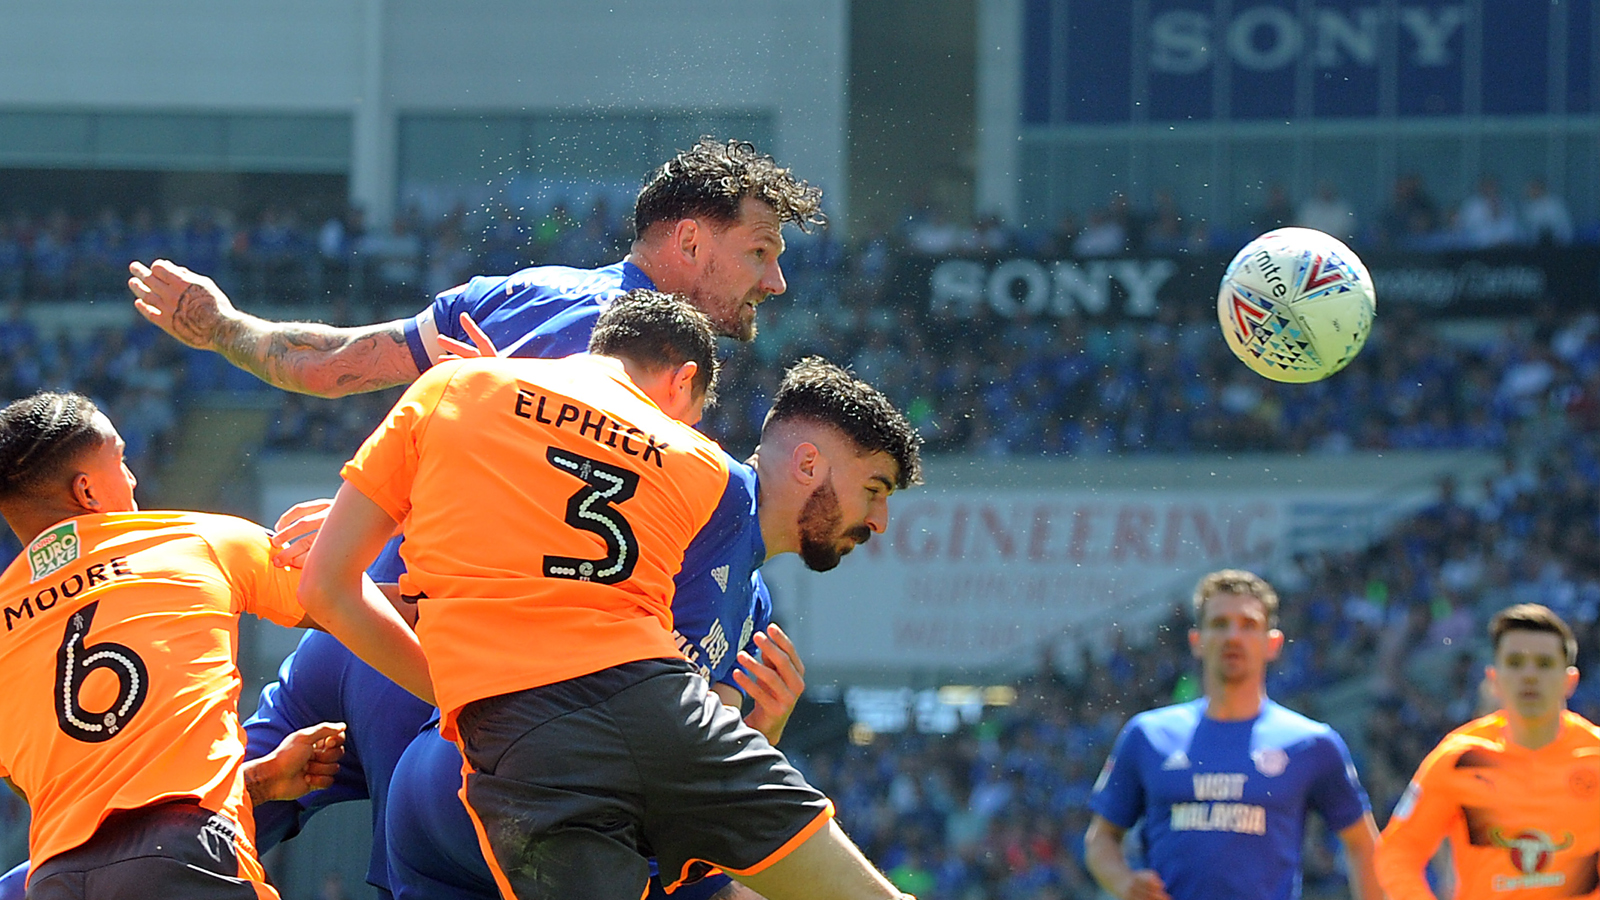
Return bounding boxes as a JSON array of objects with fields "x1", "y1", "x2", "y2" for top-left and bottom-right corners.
[{"x1": 0, "y1": 0, "x2": 848, "y2": 227}]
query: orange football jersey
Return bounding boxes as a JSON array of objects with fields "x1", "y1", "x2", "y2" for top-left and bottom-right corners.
[
  {"x1": 0, "y1": 511, "x2": 305, "y2": 881},
  {"x1": 341, "y1": 355, "x2": 730, "y2": 737},
  {"x1": 1376, "y1": 711, "x2": 1600, "y2": 899}
]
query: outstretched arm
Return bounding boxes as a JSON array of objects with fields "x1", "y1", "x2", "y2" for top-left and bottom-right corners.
[
  {"x1": 299, "y1": 483, "x2": 434, "y2": 704},
  {"x1": 128, "y1": 259, "x2": 420, "y2": 398}
]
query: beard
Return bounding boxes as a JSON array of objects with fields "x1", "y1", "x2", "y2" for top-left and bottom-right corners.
[
  {"x1": 797, "y1": 481, "x2": 872, "y2": 572},
  {"x1": 688, "y1": 257, "x2": 761, "y2": 342}
]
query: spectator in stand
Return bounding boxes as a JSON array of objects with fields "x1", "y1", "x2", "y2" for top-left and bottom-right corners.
[
  {"x1": 1296, "y1": 181, "x2": 1359, "y2": 242},
  {"x1": 1455, "y1": 176, "x2": 1520, "y2": 249},
  {"x1": 1073, "y1": 207, "x2": 1125, "y2": 257},
  {"x1": 1378, "y1": 174, "x2": 1440, "y2": 249},
  {"x1": 1145, "y1": 189, "x2": 1186, "y2": 252},
  {"x1": 1520, "y1": 177, "x2": 1573, "y2": 246},
  {"x1": 1251, "y1": 183, "x2": 1295, "y2": 234}
]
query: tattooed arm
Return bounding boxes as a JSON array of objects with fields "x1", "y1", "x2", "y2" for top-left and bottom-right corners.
[{"x1": 128, "y1": 259, "x2": 422, "y2": 398}]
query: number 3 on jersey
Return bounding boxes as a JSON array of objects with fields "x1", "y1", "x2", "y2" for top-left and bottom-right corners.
[
  {"x1": 544, "y1": 447, "x2": 640, "y2": 584},
  {"x1": 56, "y1": 600, "x2": 149, "y2": 742}
]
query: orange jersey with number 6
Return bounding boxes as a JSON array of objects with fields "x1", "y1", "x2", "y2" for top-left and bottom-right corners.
[
  {"x1": 0, "y1": 511, "x2": 305, "y2": 873},
  {"x1": 340, "y1": 355, "x2": 730, "y2": 738},
  {"x1": 1376, "y1": 711, "x2": 1600, "y2": 900}
]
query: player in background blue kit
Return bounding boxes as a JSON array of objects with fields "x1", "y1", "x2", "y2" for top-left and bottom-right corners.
[{"x1": 1084, "y1": 569, "x2": 1383, "y2": 900}]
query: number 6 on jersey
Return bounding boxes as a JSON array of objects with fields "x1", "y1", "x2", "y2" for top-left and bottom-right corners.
[{"x1": 55, "y1": 600, "x2": 149, "y2": 742}]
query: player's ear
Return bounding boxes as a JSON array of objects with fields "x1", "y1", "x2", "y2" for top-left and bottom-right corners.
[
  {"x1": 672, "y1": 218, "x2": 701, "y2": 263},
  {"x1": 1266, "y1": 628, "x2": 1285, "y2": 661},
  {"x1": 1188, "y1": 628, "x2": 1201, "y2": 658},
  {"x1": 668, "y1": 360, "x2": 699, "y2": 402},
  {"x1": 1565, "y1": 666, "x2": 1580, "y2": 699},
  {"x1": 790, "y1": 440, "x2": 822, "y2": 485},
  {"x1": 69, "y1": 471, "x2": 99, "y2": 512}
]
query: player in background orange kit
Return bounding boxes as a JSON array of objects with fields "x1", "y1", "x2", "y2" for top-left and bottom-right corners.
[
  {"x1": 299, "y1": 291, "x2": 917, "y2": 900},
  {"x1": 1375, "y1": 603, "x2": 1600, "y2": 900},
  {"x1": 0, "y1": 392, "x2": 414, "y2": 900}
]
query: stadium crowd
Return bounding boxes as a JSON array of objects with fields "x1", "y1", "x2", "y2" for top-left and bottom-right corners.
[{"x1": 0, "y1": 169, "x2": 1587, "y2": 305}]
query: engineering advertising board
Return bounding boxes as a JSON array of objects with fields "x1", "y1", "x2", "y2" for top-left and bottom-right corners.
[
  {"x1": 765, "y1": 487, "x2": 1399, "y2": 675},
  {"x1": 1025, "y1": 0, "x2": 1596, "y2": 124}
]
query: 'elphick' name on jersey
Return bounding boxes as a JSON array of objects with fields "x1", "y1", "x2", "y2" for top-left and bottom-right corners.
[
  {"x1": 514, "y1": 386, "x2": 671, "y2": 468},
  {"x1": 1170, "y1": 772, "x2": 1267, "y2": 835}
]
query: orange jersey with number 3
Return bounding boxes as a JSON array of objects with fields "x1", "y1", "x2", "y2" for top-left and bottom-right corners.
[
  {"x1": 0, "y1": 511, "x2": 305, "y2": 877},
  {"x1": 341, "y1": 356, "x2": 730, "y2": 738},
  {"x1": 1376, "y1": 711, "x2": 1600, "y2": 900}
]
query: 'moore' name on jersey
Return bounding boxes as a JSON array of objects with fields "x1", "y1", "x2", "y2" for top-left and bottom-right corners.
[
  {"x1": 4, "y1": 556, "x2": 136, "y2": 634},
  {"x1": 513, "y1": 386, "x2": 672, "y2": 468}
]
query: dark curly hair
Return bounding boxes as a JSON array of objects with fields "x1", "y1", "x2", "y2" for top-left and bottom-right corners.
[
  {"x1": 589, "y1": 289, "x2": 720, "y2": 403},
  {"x1": 633, "y1": 138, "x2": 825, "y2": 240},
  {"x1": 0, "y1": 391, "x2": 105, "y2": 500},
  {"x1": 762, "y1": 357, "x2": 923, "y2": 490}
]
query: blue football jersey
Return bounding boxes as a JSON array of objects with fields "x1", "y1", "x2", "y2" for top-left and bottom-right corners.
[
  {"x1": 671, "y1": 455, "x2": 770, "y2": 687},
  {"x1": 1090, "y1": 698, "x2": 1370, "y2": 900},
  {"x1": 401, "y1": 261, "x2": 655, "y2": 372}
]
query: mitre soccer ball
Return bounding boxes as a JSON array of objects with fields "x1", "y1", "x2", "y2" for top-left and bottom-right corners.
[{"x1": 1217, "y1": 227, "x2": 1376, "y2": 383}]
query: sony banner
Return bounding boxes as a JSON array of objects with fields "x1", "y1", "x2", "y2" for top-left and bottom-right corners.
[
  {"x1": 1024, "y1": 0, "x2": 1596, "y2": 124},
  {"x1": 904, "y1": 248, "x2": 1600, "y2": 320},
  {"x1": 765, "y1": 487, "x2": 1383, "y2": 676}
]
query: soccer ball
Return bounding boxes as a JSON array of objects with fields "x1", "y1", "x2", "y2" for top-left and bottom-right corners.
[{"x1": 1217, "y1": 227, "x2": 1376, "y2": 383}]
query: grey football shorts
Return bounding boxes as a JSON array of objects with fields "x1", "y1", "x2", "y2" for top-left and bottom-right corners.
[{"x1": 454, "y1": 657, "x2": 833, "y2": 900}]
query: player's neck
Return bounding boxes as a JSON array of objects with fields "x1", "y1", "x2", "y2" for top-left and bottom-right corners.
[
  {"x1": 1, "y1": 504, "x2": 91, "y2": 550},
  {"x1": 1504, "y1": 708, "x2": 1564, "y2": 750},
  {"x1": 623, "y1": 246, "x2": 671, "y2": 291},
  {"x1": 1203, "y1": 680, "x2": 1268, "y2": 721}
]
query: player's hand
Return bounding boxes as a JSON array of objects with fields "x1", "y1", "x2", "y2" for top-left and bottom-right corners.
[
  {"x1": 731, "y1": 624, "x2": 805, "y2": 744},
  {"x1": 244, "y1": 721, "x2": 347, "y2": 804},
  {"x1": 128, "y1": 260, "x2": 240, "y2": 351},
  {"x1": 437, "y1": 312, "x2": 501, "y2": 360},
  {"x1": 270, "y1": 498, "x2": 335, "y2": 569},
  {"x1": 1124, "y1": 870, "x2": 1171, "y2": 900}
]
